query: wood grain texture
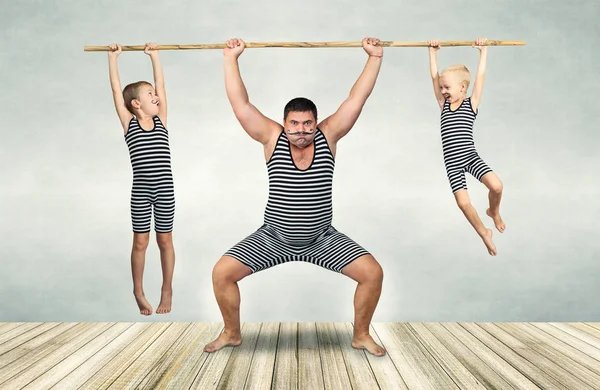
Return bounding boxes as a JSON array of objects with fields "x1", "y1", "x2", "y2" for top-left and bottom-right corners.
[
  {"x1": 84, "y1": 40, "x2": 526, "y2": 51},
  {"x1": 0, "y1": 322, "x2": 596, "y2": 390}
]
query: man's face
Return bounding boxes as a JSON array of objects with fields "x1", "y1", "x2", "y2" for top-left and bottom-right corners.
[{"x1": 284, "y1": 111, "x2": 316, "y2": 148}]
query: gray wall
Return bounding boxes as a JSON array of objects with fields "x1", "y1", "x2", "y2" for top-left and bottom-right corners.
[{"x1": 1, "y1": 0, "x2": 598, "y2": 322}]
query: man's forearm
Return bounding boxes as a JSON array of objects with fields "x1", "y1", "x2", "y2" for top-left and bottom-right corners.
[
  {"x1": 224, "y1": 57, "x2": 250, "y2": 106},
  {"x1": 348, "y1": 56, "x2": 382, "y2": 101}
]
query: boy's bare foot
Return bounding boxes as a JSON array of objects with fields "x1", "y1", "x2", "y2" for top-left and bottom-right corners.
[
  {"x1": 352, "y1": 335, "x2": 387, "y2": 356},
  {"x1": 486, "y1": 208, "x2": 506, "y2": 233},
  {"x1": 156, "y1": 289, "x2": 172, "y2": 314},
  {"x1": 134, "y1": 292, "x2": 153, "y2": 316},
  {"x1": 481, "y1": 228, "x2": 497, "y2": 256},
  {"x1": 204, "y1": 330, "x2": 242, "y2": 353}
]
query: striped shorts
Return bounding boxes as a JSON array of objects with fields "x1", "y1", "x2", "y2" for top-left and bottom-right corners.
[
  {"x1": 130, "y1": 185, "x2": 175, "y2": 233},
  {"x1": 445, "y1": 153, "x2": 493, "y2": 194},
  {"x1": 225, "y1": 224, "x2": 370, "y2": 273}
]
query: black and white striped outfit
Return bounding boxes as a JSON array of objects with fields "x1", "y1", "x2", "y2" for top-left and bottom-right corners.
[
  {"x1": 440, "y1": 97, "x2": 492, "y2": 193},
  {"x1": 124, "y1": 116, "x2": 175, "y2": 233},
  {"x1": 225, "y1": 129, "x2": 369, "y2": 273}
]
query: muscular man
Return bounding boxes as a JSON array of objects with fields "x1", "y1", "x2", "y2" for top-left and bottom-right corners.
[{"x1": 205, "y1": 37, "x2": 386, "y2": 356}]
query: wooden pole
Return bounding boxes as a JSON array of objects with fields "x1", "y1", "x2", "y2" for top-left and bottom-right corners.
[{"x1": 84, "y1": 40, "x2": 526, "y2": 51}]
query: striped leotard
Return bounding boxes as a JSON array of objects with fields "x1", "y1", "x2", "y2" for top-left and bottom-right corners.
[
  {"x1": 124, "y1": 116, "x2": 175, "y2": 233},
  {"x1": 440, "y1": 97, "x2": 492, "y2": 193},
  {"x1": 225, "y1": 129, "x2": 369, "y2": 273}
]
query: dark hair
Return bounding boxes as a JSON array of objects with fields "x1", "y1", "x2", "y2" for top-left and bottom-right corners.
[
  {"x1": 122, "y1": 81, "x2": 152, "y2": 114},
  {"x1": 284, "y1": 97, "x2": 317, "y2": 121}
]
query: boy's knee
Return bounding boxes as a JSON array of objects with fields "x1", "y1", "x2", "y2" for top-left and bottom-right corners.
[
  {"x1": 456, "y1": 198, "x2": 471, "y2": 210},
  {"x1": 156, "y1": 234, "x2": 173, "y2": 250},
  {"x1": 133, "y1": 236, "x2": 150, "y2": 251},
  {"x1": 491, "y1": 181, "x2": 503, "y2": 194}
]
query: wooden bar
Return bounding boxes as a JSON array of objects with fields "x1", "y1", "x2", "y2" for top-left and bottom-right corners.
[{"x1": 84, "y1": 40, "x2": 526, "y2": 51}]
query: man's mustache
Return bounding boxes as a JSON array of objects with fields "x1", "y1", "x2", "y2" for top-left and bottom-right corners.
[{"x1": 287, "y1": 131, "x2": 314, "y2": 136}]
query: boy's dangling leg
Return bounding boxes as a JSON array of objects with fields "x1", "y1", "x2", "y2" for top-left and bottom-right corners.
[
  {"x1": 131, "y1": 232, "x2": 153, "y2": 315},
  {"x1": 155, "y1": 195, "x2": 175, "y2": 314},
  {"x1": 481, "y1": 172, "x2": 506, "y2": 233},
  {"x1": 156, "y1": 232, "x2": 175, "y2": 314},
  {"x1": 454, "y1": 189, "x2": 497, "y2": 256}
]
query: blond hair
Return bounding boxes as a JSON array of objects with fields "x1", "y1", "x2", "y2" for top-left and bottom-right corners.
[
  {"x1": 441, "y1": 65, "x2": 470, "y2": 88},
  {"x1": 123, "y1": 81, "x2": 153, "y2": 114}
]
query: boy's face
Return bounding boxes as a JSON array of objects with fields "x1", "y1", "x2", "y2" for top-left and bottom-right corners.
[
  {"x1": 133, "y1": 85, "x2": 159, "y2": 115},
  {"x1": 439, "y1": 74, "x2": 465, "y2": 103}
]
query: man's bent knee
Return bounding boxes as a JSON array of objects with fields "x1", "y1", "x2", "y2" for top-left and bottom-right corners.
[
  {"x1": 342, "y1": 255, "x2": 384, "y2": 285},
  {"x1": 212, "y1": 256, "x2": 253, "y2": 286}
]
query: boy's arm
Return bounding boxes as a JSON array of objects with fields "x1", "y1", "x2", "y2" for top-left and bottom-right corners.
[
  {"x1": 470, "y1": 38, "x2": 488, "y2": 112},
  {"x1": 108, "y1": 44, "x2": 133, "y2": 133},
  {"x1": 145, "y1": 43, "x2": 167, "y2": 126},
  {"x1": 428, "y1": 40, "x2": 445, "y2": 111}
]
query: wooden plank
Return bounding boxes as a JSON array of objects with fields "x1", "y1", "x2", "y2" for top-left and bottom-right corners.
[
  {"x1": 0, "y1": 322, "x2": 93, "y2": 384},
  {"x1": 511, "y1": 323, "x2": 600, "y2": 376},
  {"x1": 0, "y1": 323, "x2": 25, "y2": 336},
  {"x1": 372, "y1": 323, "x2": 458, "y2": 389},
  {"x1": 78, "y1": 322, "x2": 170, "y2": 389},
  {"x1": 567, "y1": 323, "x2": 600, "y2": 343},
  {"x1": 0, "y1": 323, "x2": 62, "y2": 356},
  {"x1": 245, "y1": 322, "x2": 280, "y2": 389},
  {"x1": 549, "y1": 323, "x2": 600, "y2": 353},
  {"x1": 136, "y1": 323, "x2": 218, "y2": 389},
  {"x1": 106, "y1": 322, "x2": 190, "y2": 389},
  {"x1": 365, "y1": 324, "x2": 409, "y2": 390},
  {"x1": 408, "y1": 323, "x2": 486, "y2": 389},
  {"x1": 441, "y1": 323, "x2": 538, "y2": 390},
  {"x1": 458, "y1": 323, "x2": 566, "y2": 390},
  {"x1": 50, "y1": 322, "x2": 153, "y2": 389},
  {"x1": 480, "y1": 323, "x2": 595, "y2": 390},
  {"x1": 0, "y1": 323, "x2": 48, "y2": 346},
  {"x1": 422, "y1": 323, "x2": 514, "y2": 390},
  {"x1": 531, "y1": 323, "x2": 600, "y2": 361},
  {"x1": 496, "y1": 323, "x2": 600, "y2": 389},
  {"x1": 316, "y1": 322, "x2": 351, "y2": 390},
  {"x1": 584, "y1": 323, "x2": 600, "y2": 331},
  {"x1": 272, "y1": 322, "x2": 298, "y2": 390},
  {"x1": 0, "y1": 323, "x2": 79, "y2": 369},
  {"x1": 156, "y1": 322, "x2": 223, "y2": 389},
  {"x1": 20, "y1": 323, "x2": 134, "y2": 389},
  {"x1": 188, "y1": 323, "x2": 246, "y2": 390},
  {"x1": 298, "y1": 322, "x2": 325, "y2": 390},
  {"x1": 0, "y1": 322, "x2": 114, "y2": 389},
  {"x1": 334, "y1": 322, "x2": 380, "y2": 389},
  {"x1": 213, "y1": 322, "x2": 262, "y2": 389}
]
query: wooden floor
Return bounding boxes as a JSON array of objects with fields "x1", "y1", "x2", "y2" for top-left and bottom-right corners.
[{"x1": 0, "y1": 322, "x2": 599, "y2": 389}]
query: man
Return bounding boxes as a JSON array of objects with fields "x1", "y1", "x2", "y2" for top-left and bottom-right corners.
[{"x1": 204, "y1": 37, "x2": 386, "y2": 356}]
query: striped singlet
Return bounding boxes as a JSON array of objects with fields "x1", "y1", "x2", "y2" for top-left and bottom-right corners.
[
  {"x1": 124, "y1": 116, "x2": 175, "y2": 233},
  {"x1": 225, "y1": 129, "x2": 369, "y2": 273},
  {"x1": 263, "y1": 128, "x2": 334, "y2": 244},
  {"x1": 440, "y1": 97, "x2": 492, "y2": 193}
]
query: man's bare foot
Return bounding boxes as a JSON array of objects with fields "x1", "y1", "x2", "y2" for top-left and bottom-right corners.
[
  {"x1": 486, "y1": 208, "x2": 506, "y2": 233},
  {"x1": 134, "y1": 292, "x2": 153, "y2": 316},
  {"x1": 352, "y1": 335, "x2": 386, "y2": 356},
  {"x1": 204, "y1": 330, "x2": 242, "y2": 353},
  {"x1": 480, "y1": 228, "x2": 497, "y2": 256},
  {"x1": 156, "y1": 289, "x2": 172, "y2": 314}
]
